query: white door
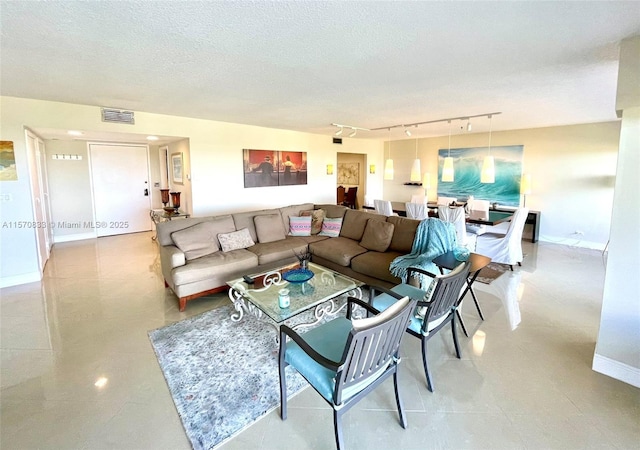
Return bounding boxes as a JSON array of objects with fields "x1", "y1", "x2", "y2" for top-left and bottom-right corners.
[
  {"x1": 89, "y1": 144, "x2": 151, "y2": 237},
  {"x1": 36, "y1": 137, "x2": 54, "y2": 253},
  {"x1": 25, "y1": 130, "x2": 49, "y2": 273}
]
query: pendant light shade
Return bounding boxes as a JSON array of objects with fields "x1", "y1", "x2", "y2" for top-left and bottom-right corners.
[
  {"x1": 384, "y1": 159, "x2": 394, "y2": 180},
  {"x1": 384, "y1": 129, "x2": 394, "y2": 180},
  {"x1": 480, "y1": 156, "x2": 495, "y2": 183},
  {"x1": 481, "y1": 115, "x2": 495, "y2": 184},
  {"x1": 442, "y1": 157, "x2": 455, "y2": 182},
  {"x1": 520, "y1": 173, "x2": 532, "y2": 195},
  {"x1": 410, "y1": 138, "x2": 421, "y2": 182},
  {"x1": 441, "y1": 120, "x2": 454, "y2": 182}
]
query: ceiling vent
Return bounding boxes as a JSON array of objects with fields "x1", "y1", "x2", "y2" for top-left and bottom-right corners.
[
  {"x1": 101, "y1": 108, "x2": 135, "y2": 124},
  {"x1": 333, "y1": 137, "x2": 342, "y2": 145}
]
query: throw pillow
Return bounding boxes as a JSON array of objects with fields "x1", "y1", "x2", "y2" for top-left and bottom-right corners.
[
  {"x1": 218, "y1": 228, "x2": 255, "y2": 252},
  {"x1": 359, "y1": 219, "x2": 395, "y2": 252},
  {"x1": 289, "y1": 216, "x2": 312, "y2": 236},
  {"x1": 254, "y1": 214, "x2": 286, "y2": 243},
  {"x1": 318, "y1": 217, "x2": 343, "y2": 237},
  {"x1": 170, "y1": 222, "x2": 220, "y2": 261},
  {"x1": 300, "y1": 209, "x2": 326, "y2": 235}
]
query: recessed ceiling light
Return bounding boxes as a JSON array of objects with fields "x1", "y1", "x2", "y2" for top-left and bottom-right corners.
[
  {"x1": 67, "y1": 130, "x2": 83, "y2": 136},
  {"x1": 146, "y1": 136, "x2": 159, "y2": 141},
  {"x1": 94, "y1": 377, "x2": 108, "y2": 388}
]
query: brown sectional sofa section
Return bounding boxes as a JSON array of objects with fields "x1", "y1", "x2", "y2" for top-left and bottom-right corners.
[{"x1": 157, "y1": 202, "x2": 422, "y2": 311}]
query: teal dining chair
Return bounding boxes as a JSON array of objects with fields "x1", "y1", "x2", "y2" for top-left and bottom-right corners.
[{"x1": 279, "y1": 294, "x2": 416, "y2": 450}]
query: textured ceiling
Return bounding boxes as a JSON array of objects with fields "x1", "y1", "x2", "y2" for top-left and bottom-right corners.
[{"x1": 2, "y1": 1, "x2": 639, "y2": 140}]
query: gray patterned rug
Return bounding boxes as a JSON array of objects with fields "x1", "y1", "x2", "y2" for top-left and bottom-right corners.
[
  {"x1": 148, "y1": 303, "x2": 310, "y2": 450},
  {"x1": 476, "y1": 262, "x2": 511, "y2": 284}
]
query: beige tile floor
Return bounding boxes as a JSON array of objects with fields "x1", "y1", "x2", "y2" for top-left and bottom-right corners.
[{"x1": 1, "y1": 232, "x2": 639, "y2": 449}]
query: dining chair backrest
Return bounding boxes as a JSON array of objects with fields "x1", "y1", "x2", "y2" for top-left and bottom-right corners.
[
  {"x1": 337, "y1": 186, "x2": 346, "y2": 205},
  {"x1": 504, "y1": 207, "x2": 530, "y2": 241},
  {"x1": 410, "y1": 194, "x2": 427, "y2": 204},
  {"x1": 437, "y1": 205, "x2": 466, "y2": 246},
  {"x1": 468, "y1": 199, "x2": 490, "y2": 214},
  {"x1": 374, "y1": 199, "x2": 393, "y2": 216},
  {"x1": 405, "y1": 202, "x2": 428, "y2": 220},
  {"x1": 343, "y1": 187, "x2": 358, "y2": 209},
  {"x1": 437, "y1": 196, "x2": 457, "y2": 206}
]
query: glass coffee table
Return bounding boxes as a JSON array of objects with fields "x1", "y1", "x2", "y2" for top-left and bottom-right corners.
[{"x1": 226, "y1": 262, "x2": 363, "y2": 337}]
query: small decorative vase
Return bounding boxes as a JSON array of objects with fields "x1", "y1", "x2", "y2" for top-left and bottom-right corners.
[
  {"x1": 278, "y1": 288, "x2": 290, "y2": 308},
  {"x1": 170, "y1": 192, "x2": 181, "y2": 213},
  {"x1": 160, "y1": 189, "x2": 170, "y2": 207},
  {"x1": 300, "y1": 259, "x2": 309, "y2": 271}
]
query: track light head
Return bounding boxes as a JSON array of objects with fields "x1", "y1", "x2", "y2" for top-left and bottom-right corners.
[
  {"x1": 404, "y1": 127, "x2": 411, "y2": 137},
  {"x1": 335, "y1": 127, "x2": 343, "y2": 136},
  {"x1": 466, "y1": 120, "x2": 472, "y2": 132},
  {"x1": 349, "y1": 129, "x2": 357, "y2": 138}
]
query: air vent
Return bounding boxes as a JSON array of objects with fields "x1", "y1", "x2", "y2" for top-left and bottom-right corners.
[
  {"x1": 101, "y1": 108, "x2": 135, "y2": 124},
  {"x1": 333, "y1": 137, "x2": 342, "y2": 144}
]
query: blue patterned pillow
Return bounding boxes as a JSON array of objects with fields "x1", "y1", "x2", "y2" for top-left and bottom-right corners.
[
  {"x1": 289, "y1": 216, "x2": 312, "y2": 236},
  {"x1": 318, "y1": 217, "x2": 343, "y2": 238}
]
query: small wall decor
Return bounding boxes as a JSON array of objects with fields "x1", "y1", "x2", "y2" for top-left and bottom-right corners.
[
  {"x1": 171, "y1": 152, "x2": 184, "y2": 184},
  {"x1": 437, "y1": 145, "x2": 524, "y2": 206},
  {"x1": 337, "y1": 163, "x2": 359, "y2": 185},
  {"x1": 0, "y1": 141, "x2": 17, "y2": 181},
  {"x1": 243, "y1": 149, "x2": 307, "y2": 188}
]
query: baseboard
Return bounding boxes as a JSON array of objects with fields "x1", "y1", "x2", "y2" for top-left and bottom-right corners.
[
  {"x1": 53, "y1": 232, "x2": 96, "y2": 243},
  {"x1": 592, "y1": 353, "x2": 640, "y2": 388},
  {"x1": 0, "y1": 271, "x2": 41, "y2": 288},
  {"x1": 538, "y1": 235, "x2": 606, "y2": 251}
]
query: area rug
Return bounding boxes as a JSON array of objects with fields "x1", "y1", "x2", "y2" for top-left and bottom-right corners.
[
  {"x1": 148, "y1": 303, "x2": 309, "y2": 450},
  {"x1": 476, "y1": 262, "x2": 511, "y2": 284}
]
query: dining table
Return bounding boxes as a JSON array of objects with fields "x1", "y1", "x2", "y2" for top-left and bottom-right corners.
[{"x1": 362, "y1": 202, "x2": 514, "y2": 226}]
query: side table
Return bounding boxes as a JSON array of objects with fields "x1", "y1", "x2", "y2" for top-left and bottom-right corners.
[
  {"x1": 150, "y1": 209, "x2": 190, "y2": 240},
  {"x1": 433, "y1": 251, "x2": 491, "y2": 337}
]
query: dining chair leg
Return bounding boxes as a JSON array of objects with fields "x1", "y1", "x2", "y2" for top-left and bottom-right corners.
[
  {"x1": 456, "y1": 309, "x2": 469, "y2": 337},
  {"x1": 334, "y1": 410, "x2": 344, "y2": 450},
  {"x1": 393, "y1": 369, "x2": 408, "y2": 428},
  {"x1": 451, "y1": 315, "x2": 462, "y2": 359},
  {"x1": 421, "y1": 337, "x2": 434, "y2": 392}
]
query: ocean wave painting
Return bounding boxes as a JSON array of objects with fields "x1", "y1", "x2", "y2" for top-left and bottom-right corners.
[{"x1": 438, "y1": 145, "x2": 524, "y2": 206}]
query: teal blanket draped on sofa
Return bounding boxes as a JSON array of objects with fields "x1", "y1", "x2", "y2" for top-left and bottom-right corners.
[{"x1": 389, "y1": 218, "x2": 457, "y2": 288}]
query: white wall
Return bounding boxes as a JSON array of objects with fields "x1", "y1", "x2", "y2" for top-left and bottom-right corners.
[
  {"x1": 382, "y1": 122, "x2": 620, "y2": 249},
  {"x1": 593, "y1": 35, "x2": 640, "y2": 388},
  {"x1": 0, "y1": 96, "x2": 383, "y2": 286}
]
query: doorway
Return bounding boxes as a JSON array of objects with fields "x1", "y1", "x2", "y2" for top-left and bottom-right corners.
[
  {"x1": 89, "y1": 143, "x2": 151, "y2": 237},
  {"x1": 336, "y1": 153, "x2": 366, "y2": 208}
]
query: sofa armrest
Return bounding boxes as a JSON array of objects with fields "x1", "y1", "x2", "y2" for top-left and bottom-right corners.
[{"x1": 160, "y1": 245, "x2": 186, "y2": 270}]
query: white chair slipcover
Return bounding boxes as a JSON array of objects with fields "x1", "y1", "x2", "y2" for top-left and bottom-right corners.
[
  {"x1": 374, "y1": 199, "x2": 394, "y2": 216},
  {"x1": 475, "y1": 208, "x2": 530, "y2": 268},
  {"x1": 438, "y1": 205, "x2": 476, "y2": 250},
  {"x1": 405, "y1": 202, "x2": 428, "y2": 220},
  {"x1": 437, "y1": 196, "x2": 457, "y2": 206}
]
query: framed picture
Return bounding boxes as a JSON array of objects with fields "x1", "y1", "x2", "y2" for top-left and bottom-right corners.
[
  {"x1": 337, "y1": 163, "x2": 359, "y2": 185},
  {"x1": 243, "y1": 149, "x2": 308, "y2": 188},
  {"x1": 0, "y1": 141, "x2": 17, "y2": 181},
  {"x1": 171, "y1": 152, "x2": 183, "y2": 184}
]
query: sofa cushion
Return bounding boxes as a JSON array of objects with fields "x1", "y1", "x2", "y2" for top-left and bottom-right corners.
[
  {"x1": 218, "y1": 228, "x2": 256, "y2": 252},
  {"x1": 254, "y1": 214, "x2": 286, "y2": 243},
  {"x1": 288, "y1": 216, "x2": 312, "y2": 236},
  {"x1": 296, "y1": 234, "x2": 330, "y2": 244},
  {"x1": 386, "y1": 216, "x2": 421, "y2": 253},
  {"x1": 301, "y1": 208, "x2": 325, "y2": 235},
  {"x1": 350, "y1": 250, "x2": 404, "y2": 285},
  {"x1": 314, "y1": 204, "x2": 348, "y2": 219},
  {"x1": 359, "y1": 219, "x2": 395, "y2": 252},
  {"x1": 309, "y1": 236, "x2": 367, "y2": 267},
  {"x1": 172, "y1": 249, "x2": 258, "y2": 285},
  {"x1": 170, "y1": 222, "x2": 220, "y2": 260},
  {"x1": 340, "y1": 209, "x2": 387, "y2": 241},
  {"x1": 248, "y1": 236, "x2": 308, "y2": 265},
  {"x1": 232, "y1": 209, "x2": 279, "y2": 243},
  {"x1": 279, "y1": 203, "x2": 315, "y2": 234},
  {"x1": 318, "y1": 217, "x2": 343, "y2": 237}
]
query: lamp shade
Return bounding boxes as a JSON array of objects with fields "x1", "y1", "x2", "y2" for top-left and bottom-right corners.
[
  {"x1": 410, "y1": 159, "x2": 421, "y2": 182},
  {"x1": 520, "y1": 173, "x2": 532, "y2": 194},
  {"x1": 384, "y1": 159, "x2": 394, "y2": 180},
  {"x1": 480, "y1": 156, "x2": 495, "y2": 183},
  {"x1": 442, "y1": 157, "x2": 454, "y2": 182}
]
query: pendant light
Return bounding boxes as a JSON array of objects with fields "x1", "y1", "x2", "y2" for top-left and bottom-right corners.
[
  {"x1": 410, "y1": 138, "x2": 421, "y2": 182},
  {"x1": 481, "y1": 115, "x2": 495, "y2": 183},
  {"x1": 384, "y1": 128, "x2": 394, "y2": 180},
  {"x1": 442, "y1": 120, "x2": 454, "y2": 182}
]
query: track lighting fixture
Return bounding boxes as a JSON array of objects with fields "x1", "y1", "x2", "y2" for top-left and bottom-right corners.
[
  {"x1": 370, "y1": 112, "x2": 500, "y2": 132},
  {"x1": 404, "y1": 126, "x2": 411, "y2": 137},
  {"x1": 466, "y1": 120, "x2": 472, "y2": 132},
  {"x1": 335, "y1": 127, "x2": 343, "y2": 136},
  {"x1": 331, "y1": 123, "x2": 370, "y2": 137},
  {"x1": 349, "y1": 129, "x2": 357, "y2": 138}
]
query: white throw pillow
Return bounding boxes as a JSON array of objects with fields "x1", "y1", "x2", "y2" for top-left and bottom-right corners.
[{"x1": 218, "y1": 228, "x2": 255, "y2": 252}]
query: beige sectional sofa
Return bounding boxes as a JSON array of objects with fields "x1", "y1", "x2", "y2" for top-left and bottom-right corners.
[{"x1": 156, "y1": 203, "x2": 421, "y2": 311}]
